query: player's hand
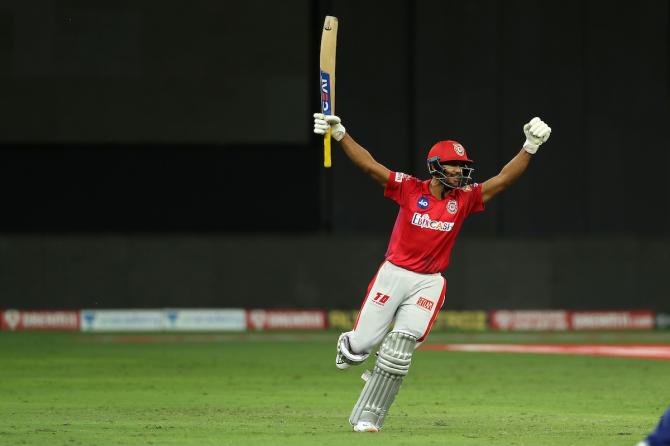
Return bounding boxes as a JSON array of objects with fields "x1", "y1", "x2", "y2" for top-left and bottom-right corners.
[
  {"x1": 313, "y1": 113, "x2": 346, "y2": 141},
  {"x1": 522, "y1": 117, "x2": 552, "y2": 154}
]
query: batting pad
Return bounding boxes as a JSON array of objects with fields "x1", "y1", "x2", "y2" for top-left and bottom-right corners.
[{"x1": 349, "y1": 331, "x2": 417, "y2": 429}]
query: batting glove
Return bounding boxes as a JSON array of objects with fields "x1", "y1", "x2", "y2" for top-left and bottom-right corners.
[
  {"x1": 313, "y1": 113, "x2": 346, "y2": 141},
  {"x1": 522, "y1": 117, "x2": 552, "y2": 154}
]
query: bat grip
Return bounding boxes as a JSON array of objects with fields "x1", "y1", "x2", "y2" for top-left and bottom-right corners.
[{"x1": 323, "y1": 129, "x2": 332, "y2": 168}]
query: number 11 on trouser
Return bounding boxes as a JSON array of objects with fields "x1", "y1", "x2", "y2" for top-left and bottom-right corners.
[{"x1": 319, "y1": 15, "x2": 338, "y2": 168}]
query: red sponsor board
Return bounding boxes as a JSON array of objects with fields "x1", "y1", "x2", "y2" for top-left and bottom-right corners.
[
  {"x1": 246, "y1": 309, "x2": 327, "y2": 331},
  {"x1": 489, "y1": 310, "x2": 570, "y2": 331},
  {"x1": 0, "y1": 309, "x2": 80, "y2": 331},
  {"x1": 570, "y1": 310, "x2": 655, "y2": 330},
  {"x1": 490, "y1": 310, "x2": 656, "y2": 331}
]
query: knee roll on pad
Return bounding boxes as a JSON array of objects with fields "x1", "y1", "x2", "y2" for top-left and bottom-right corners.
[
  {"x1": 376, "y1": 331, "x2": 415, "y2": 375},
  {"x1": 349, "y1": 331, "x2": 418, "y2": 429}
]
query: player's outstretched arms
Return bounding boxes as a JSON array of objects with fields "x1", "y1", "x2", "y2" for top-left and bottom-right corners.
[
  {"x1": 314, "y1": 113, "x2": 391, "y2": 187},
  {"x1": 481, "y1": 117, "x2": 552, "y2": 203}
]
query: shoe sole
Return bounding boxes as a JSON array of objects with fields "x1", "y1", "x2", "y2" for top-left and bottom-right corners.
[{"x1": 353, "y1": 426, "x2": 379, "y2": 433}]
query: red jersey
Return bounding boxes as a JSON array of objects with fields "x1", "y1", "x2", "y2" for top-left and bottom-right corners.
[{"x1": 383, "y1": 171, "x2": 485, "y2": 274}]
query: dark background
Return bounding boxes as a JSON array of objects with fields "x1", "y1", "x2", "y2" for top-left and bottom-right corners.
[{"x1": 0, "y1": 0, "x2": 668, "y2": 310}]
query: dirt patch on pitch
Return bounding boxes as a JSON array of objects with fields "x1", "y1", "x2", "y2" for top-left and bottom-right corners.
[{"x1": 422, "y1": 344, "x2": 670, "y2": 361}]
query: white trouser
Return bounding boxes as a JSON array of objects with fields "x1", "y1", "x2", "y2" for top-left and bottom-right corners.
[{"x1": 348, "y1": 260, "x2": 446, "y2": 354}]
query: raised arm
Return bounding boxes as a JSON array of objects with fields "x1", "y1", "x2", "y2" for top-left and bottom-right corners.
[
  {"x1": 481, "y1": 117, "x2": 552, "y2": 203},
  {"x1": 314, "y1": 113, "x2": 390, "y2": 187}
]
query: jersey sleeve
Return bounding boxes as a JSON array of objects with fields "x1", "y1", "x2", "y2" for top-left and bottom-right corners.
[
  {"x1": 384, "y1": 171, "x2": 421, "y2": 206},
  {"x1": 466, "y1": 183, "x2": 485, "y2": 215}
]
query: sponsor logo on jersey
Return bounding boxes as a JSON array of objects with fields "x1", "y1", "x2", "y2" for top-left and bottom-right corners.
[
  {"x1": 411, "y1": 213, "x2": 454, "y2": 232},
  {"x1": 447, "y1": 199, "x2": 458, "y2": 214},
  {"x1": 417, "y1": 297, "x2": 434, "y2": 311},
  {"x1": 395, "y1": 172, "x2": 410, "y2": 182},
  {"x1": 371, "y1": 292, "x2": 391, "y2": 306},
  {"x1": 417, "y1": 196, "x2": 429, "y2": 209},
  {"x1": 453, "y1": 143, "x2": 465, "y2": 156}
]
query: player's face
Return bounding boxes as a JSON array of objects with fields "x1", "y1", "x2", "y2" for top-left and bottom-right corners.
[{"x1": 441, "y1": 162, "x2": 465, "y2": 187}]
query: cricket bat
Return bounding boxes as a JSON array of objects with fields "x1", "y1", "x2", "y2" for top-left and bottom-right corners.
[{"x1": 320, "y1": 16, "x2": 338, "y2": 168}]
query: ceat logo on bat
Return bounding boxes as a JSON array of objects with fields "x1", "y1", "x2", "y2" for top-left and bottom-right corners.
[
  {"x1": 447, "y1": 199, "x2": 458, "y2": 214},
  {"x1": 417, "y1": 196, "x2": 429, "y2": 209},
  {"x1": 320, "y1": 71, "x2": 331, "y2": 113}
]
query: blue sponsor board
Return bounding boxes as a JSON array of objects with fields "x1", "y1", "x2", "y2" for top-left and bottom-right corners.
[
  {"x1": 657, "y1": 313, "x2": 670, "y2": 329},
  {"x1": 166, "y1": 309, "x2": 246, "y2": 331},
  {"x1": 80, "y1": 309, "x2": 246, "y2": 332},
  {"x1": 80, "y1": 309, "x2": 164, "y2": 332},
  {"x1": 320, "y1": 71, "x2": 332, "y2": 114}
]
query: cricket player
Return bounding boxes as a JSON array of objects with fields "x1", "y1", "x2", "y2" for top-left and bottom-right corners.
[
  {"x1": 637, "y1": 405, "x2": 670, "y2": 446},
  {"x1": 313, "y1": 113, "x2": 552, "y2": 432}
]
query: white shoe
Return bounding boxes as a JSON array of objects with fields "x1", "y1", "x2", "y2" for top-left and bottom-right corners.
[{"x1": 353, "y1": 421, "x2": 379, "y2": 433}]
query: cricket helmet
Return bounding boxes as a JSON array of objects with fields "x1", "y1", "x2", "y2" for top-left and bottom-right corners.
[{"x1": 426, "y1": 140, "x2": 475, "y2": 189}]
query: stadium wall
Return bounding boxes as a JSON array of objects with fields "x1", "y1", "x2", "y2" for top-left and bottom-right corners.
[
  {"x1": 1, "y1": 309, "x2": 667, "y2": 332},
  {"x1": 0, "y1": 235, "x2": 667, "y2": 311},
  {"x1": 0, "y1": 1, "x2": 667, "y2": 237}
]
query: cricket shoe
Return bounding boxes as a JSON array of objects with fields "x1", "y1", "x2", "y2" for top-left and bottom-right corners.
[{"x1": 353, "y1": 421, "x2": 379, "y2": 433}]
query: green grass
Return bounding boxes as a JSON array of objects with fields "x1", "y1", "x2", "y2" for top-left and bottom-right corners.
[{"x1": 0, "y1": 331, "x2": 669, "y2": 445}]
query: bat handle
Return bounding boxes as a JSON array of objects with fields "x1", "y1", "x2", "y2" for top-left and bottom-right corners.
[{"x1": 323, "y1": 129, "x2": 332, "y2": 168}]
